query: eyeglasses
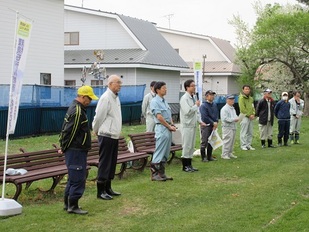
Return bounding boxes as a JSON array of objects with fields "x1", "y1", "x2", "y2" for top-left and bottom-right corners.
[{"x1": 111, "y1": 81, "x2": 122, "y2": 85}]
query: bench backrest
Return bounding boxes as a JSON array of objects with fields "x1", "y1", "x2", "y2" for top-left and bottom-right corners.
[
  {"x1": 87, "y1": 136, "x2": 131, "y2": 159},
  {"x1": 128, "y1": 132, "x2": 156, "y2": 152},
  {"x1": 0, "y1": 148, "x2": 64, "y2": 176}
]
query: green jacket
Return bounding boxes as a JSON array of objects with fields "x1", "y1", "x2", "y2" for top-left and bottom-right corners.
[{"x1": 239, "y1": 92, "x2": 255, "y2": 117}]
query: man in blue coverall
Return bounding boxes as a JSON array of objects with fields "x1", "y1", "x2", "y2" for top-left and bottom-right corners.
[{"x1": 150, "y1": 81, "x2": 176, "y2": 181}]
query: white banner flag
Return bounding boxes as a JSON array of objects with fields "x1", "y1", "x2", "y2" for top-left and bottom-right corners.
[
  {"x1": 193, "y1": 62, "x2": 203, "y2": 101},
  {"x1": 8, "y1": 15, "x2": 33, "y2": 134}
]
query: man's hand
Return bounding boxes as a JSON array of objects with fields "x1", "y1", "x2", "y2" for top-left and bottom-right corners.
[
  {"x1": 249, "y1": 115, "x2": 255, "y2": 120},
  {"x1": 196, "y1": 100, "x2": 201, "y2": 107},
  {"x1": 169, "y1": 125, "x2": 177, "y2": 132},
  {"x1": 213, "y1": 122, "x2": 218, "y2": 130}
]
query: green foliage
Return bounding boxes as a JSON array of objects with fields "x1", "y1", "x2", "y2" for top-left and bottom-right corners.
[{"x1": 1, "y1": 119, "x2": 309, "y2": 231}]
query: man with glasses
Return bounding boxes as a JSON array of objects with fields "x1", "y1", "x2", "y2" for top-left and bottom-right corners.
[{"x1": 93, "y1": 75, "x2": 122, "y2": 200}]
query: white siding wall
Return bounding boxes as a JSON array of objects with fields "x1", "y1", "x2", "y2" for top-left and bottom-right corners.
[
  {"x1": 227, "y1": 76, "x2": 240, "y2": 95},
  {"x1": 136, "y1": 69, "x2": 181, "y2": 103},
  {"x1": 0, "y1": 0, "x2": 64, "y2": 85},
  {"x1": 160, "y1": 32, "x2": 226, "y2": 62},
  {"x1": 64, "y1": 11, "x2": 139, "y2": 50}
]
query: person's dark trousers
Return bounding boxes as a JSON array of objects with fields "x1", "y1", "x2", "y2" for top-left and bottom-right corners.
[
  {"x1": 201, "y1": 125, "x2": 215, "y2": 161},
  {"x1": 278, "y1": 119, "x2": 290, "y2": 145},
  {"x1": 97, "y1": 136, "x2": 119, "y2": 182},
  {"x1": 64, "y1": 149, "x2": 87, "y2": 202}
]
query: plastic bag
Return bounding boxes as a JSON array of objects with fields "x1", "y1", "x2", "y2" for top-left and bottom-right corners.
[{"x1": 208, "y1": 129, "x2": 223, "y2": 150}]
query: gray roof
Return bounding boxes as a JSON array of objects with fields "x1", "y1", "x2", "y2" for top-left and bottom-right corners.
[
  {"x1": 65, "y1": 8, "x2": 189, "y2": 70},
  {"x1": 184, "y1": 61, "x2": 240, "y2": 74},
  {"x1": 209, "y1": 37, "x2": 236, "y2": 63}
]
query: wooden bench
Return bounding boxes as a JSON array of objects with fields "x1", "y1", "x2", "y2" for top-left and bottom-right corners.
[
  {"x1": 86, "y1": 136, "x2": 150, "y2": 179},
  {"x1": 0, "y1": 148, "x2": 73, "y2": 200},
  {"x1": 128, "y1": 132, "x2": 183, "y2": 164}
]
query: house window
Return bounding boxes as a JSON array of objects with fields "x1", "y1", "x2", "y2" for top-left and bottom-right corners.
[
  {"x1": 40, "y1": 73, "x2": 51, "y2": 85},
  {"x1": 64, "y1": 80, "x2": 76, "y2": 86},
  {"x1": 64, "y1": 32, "x2": 79, "y2": 45},
  {"x1": 91, "y1": 80, "x2": 103, "y2": 86}
]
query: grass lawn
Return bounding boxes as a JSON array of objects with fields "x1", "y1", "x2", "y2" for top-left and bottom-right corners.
[{"x1": 1, "y1": 118, "x2": 309, "y2": 232}]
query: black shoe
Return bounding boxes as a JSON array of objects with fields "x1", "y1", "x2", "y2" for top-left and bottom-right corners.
[
  {"x1": 68, "y1": 206, "x2": 88, "y2": 215},
  {"x1": 189, "y1": 165, "x2": 198, "y2": 171},
  {"x1": 67, "y1": 199, "x2": 88, "y2": 215},
  {"x1": 183, "y1": 166, "x2": 193, "y2": 172},
  {"x1": 268, "y1": 145, "x2": 276, "y2": 148},
  {"x1": 201, "y1": 158, "x2": 208, "y2": 162},
  {"x1": 208, "y1": 157, "x2": 217, "y2": 161},
  {"x1": 106, "y1": 180, "x2": 121, "y2": 196},
  {"x1": 97, "y1": 192, "x2": 113, "y2": 200}
]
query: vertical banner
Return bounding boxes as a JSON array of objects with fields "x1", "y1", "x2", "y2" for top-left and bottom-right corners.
[
  {"x1": 8, "y1": 15, "x2": 33, "y2": 134},
  {"x1": 194, "y1": 62, "x2": 203, "y2": 100}
]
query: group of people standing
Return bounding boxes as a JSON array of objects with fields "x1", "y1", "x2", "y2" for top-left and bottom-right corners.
[
  {"x1": 239, "y1": 85, "x2": 304, "y2": 150},
  {"x1": 59, "y1": 76, "x2": 304, "y2": 214},
  {"x1": 142, "y1": 81, "x2": 305, "y2": 179}
]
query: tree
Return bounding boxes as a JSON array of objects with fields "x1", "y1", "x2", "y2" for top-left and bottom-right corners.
[
  {"x1": 296, "y1": 0, "x2": 309, "y2": 6},
  {"x1": 230, "y1": 2, "x2": 309, "y2": 114}
]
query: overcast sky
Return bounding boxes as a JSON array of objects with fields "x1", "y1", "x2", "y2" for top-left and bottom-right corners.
[{"x1": 64, "y1": 0, "x2": 299, "y2": 45}]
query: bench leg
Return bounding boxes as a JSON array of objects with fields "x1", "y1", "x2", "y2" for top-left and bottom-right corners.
[
  {"x1": 131, "y1": 158, "x2": 147, "y2": 171},
  {"x1": 25, "y1": 181, "x2": 34, "y2": 190},
  {"x1": 48, "y1": 175, "x2": 65, "y2": 192},
  {"x1": 167, "y1": 151, "x2": 175, "y2": 164},
  {"x1": 116, "y1": 163, "x2": 127, "y2": 179},
  {"x1": 13, "y1": 183, "x2": 22, "y2": 200}
]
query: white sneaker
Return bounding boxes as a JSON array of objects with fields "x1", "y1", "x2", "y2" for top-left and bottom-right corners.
[
  {"x1": 241, "y1": 146, "x2": 249, "y2": 151},
  {"x1": 221, "y1": 156, "x2": 230, "y2": 160},
  {"x1": 247, "y1": 145, "x2": 255, "y2": 150},
  {"x1": 230, "y1": 154, "x2": 238, "y2": 159}
]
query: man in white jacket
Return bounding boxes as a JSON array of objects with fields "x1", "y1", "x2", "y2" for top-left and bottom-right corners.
[
  {"x1": 179, "y1": 79, "x2": 205, "y2": 172},
  {"x1": 92, "y1": 75, "x2": 122, "y2": 200},
  {"x1": 220, "y1": 95, "x2": 239, "y2": 159},
  {"x1": 141, "y1": 81, "x2": 156, "y2": 132},
  {"x1": 289, "y1": 90, "x2": 304, "y2": 144}
]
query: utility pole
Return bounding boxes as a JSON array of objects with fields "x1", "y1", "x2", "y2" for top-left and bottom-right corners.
[
  {"x1": 164, "y1": 14, "x2": 174, "y2": 29},
  {"x1": 202, "y1": 54, "x2": 207, "y2": 81}
]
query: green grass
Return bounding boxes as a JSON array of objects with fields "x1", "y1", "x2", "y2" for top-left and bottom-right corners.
[{"x1": 1, "y1": 119, "x2": 309, "y2": 231}]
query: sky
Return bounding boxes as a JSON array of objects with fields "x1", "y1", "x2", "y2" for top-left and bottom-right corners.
[{"x1": 64, "y1": 0, "x2": 299, "y2": 45}]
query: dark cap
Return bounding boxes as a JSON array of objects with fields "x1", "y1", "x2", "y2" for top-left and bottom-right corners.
[
  {"x1": 226, "y1": 94, "x2": 235, "y2": 99},
  {"x1": 205, "y1": 90, "x2": 216, "y2": 96},
  {"x1": 264, "y1": 88, "x2": 272, "y2": 93}
]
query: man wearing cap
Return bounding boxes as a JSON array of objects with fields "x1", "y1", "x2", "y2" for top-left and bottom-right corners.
[
  {"x1": 141, "y1": 81, "x2": 156, "y2": 132},
  {"x1": 239, "y1": 85, "x2": 256, "y2": 150},
  {"x1": 274, "y1": 92, "x2": 290, "y2": 146},
  {"x1": 59, "y1": 85, "x2": 99, "y2": 214},
  {"x1": 289, "y1": 90, "x2": 304, "y2": 144},
  {"x1": 256, "y1": 88, "x2": 275, "y2": 148},
  {"x1": 220, "y1": 94, "x2": 239, "y2": 159},
  {"x1": 199, "y1": 90, "x2": 219, "y2": 162},
  {"x1": 93, "y1": 75, "x2": 122, "y2": 200}
]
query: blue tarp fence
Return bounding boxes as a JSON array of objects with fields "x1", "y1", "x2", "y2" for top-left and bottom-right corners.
[{"x1": 0, "y1": 84, "x2": 146, "y2": 138}]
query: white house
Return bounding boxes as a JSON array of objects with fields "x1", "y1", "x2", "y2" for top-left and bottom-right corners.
[
  {"x1": 158, "y1": 28, "x2": 241, "y2": 96},
  {"x1": 0, "y1": 0, "x2": 64, "y2": 86},
  {"x1": 64, "y1": 5, "x2": 189, "y2": 103}
]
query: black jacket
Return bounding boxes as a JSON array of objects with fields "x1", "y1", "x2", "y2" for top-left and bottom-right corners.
[
  {"x1": 59, "y1": 100, "x2": 91, "y2": 152},
  {"x1": 255, "y1": 97, "x2": 275, "y2": 126}
]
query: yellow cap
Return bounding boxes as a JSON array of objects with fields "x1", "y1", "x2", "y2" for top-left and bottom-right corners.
[{"x1": 77, "y1": 85, "x2": 99, "y2": 100}]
